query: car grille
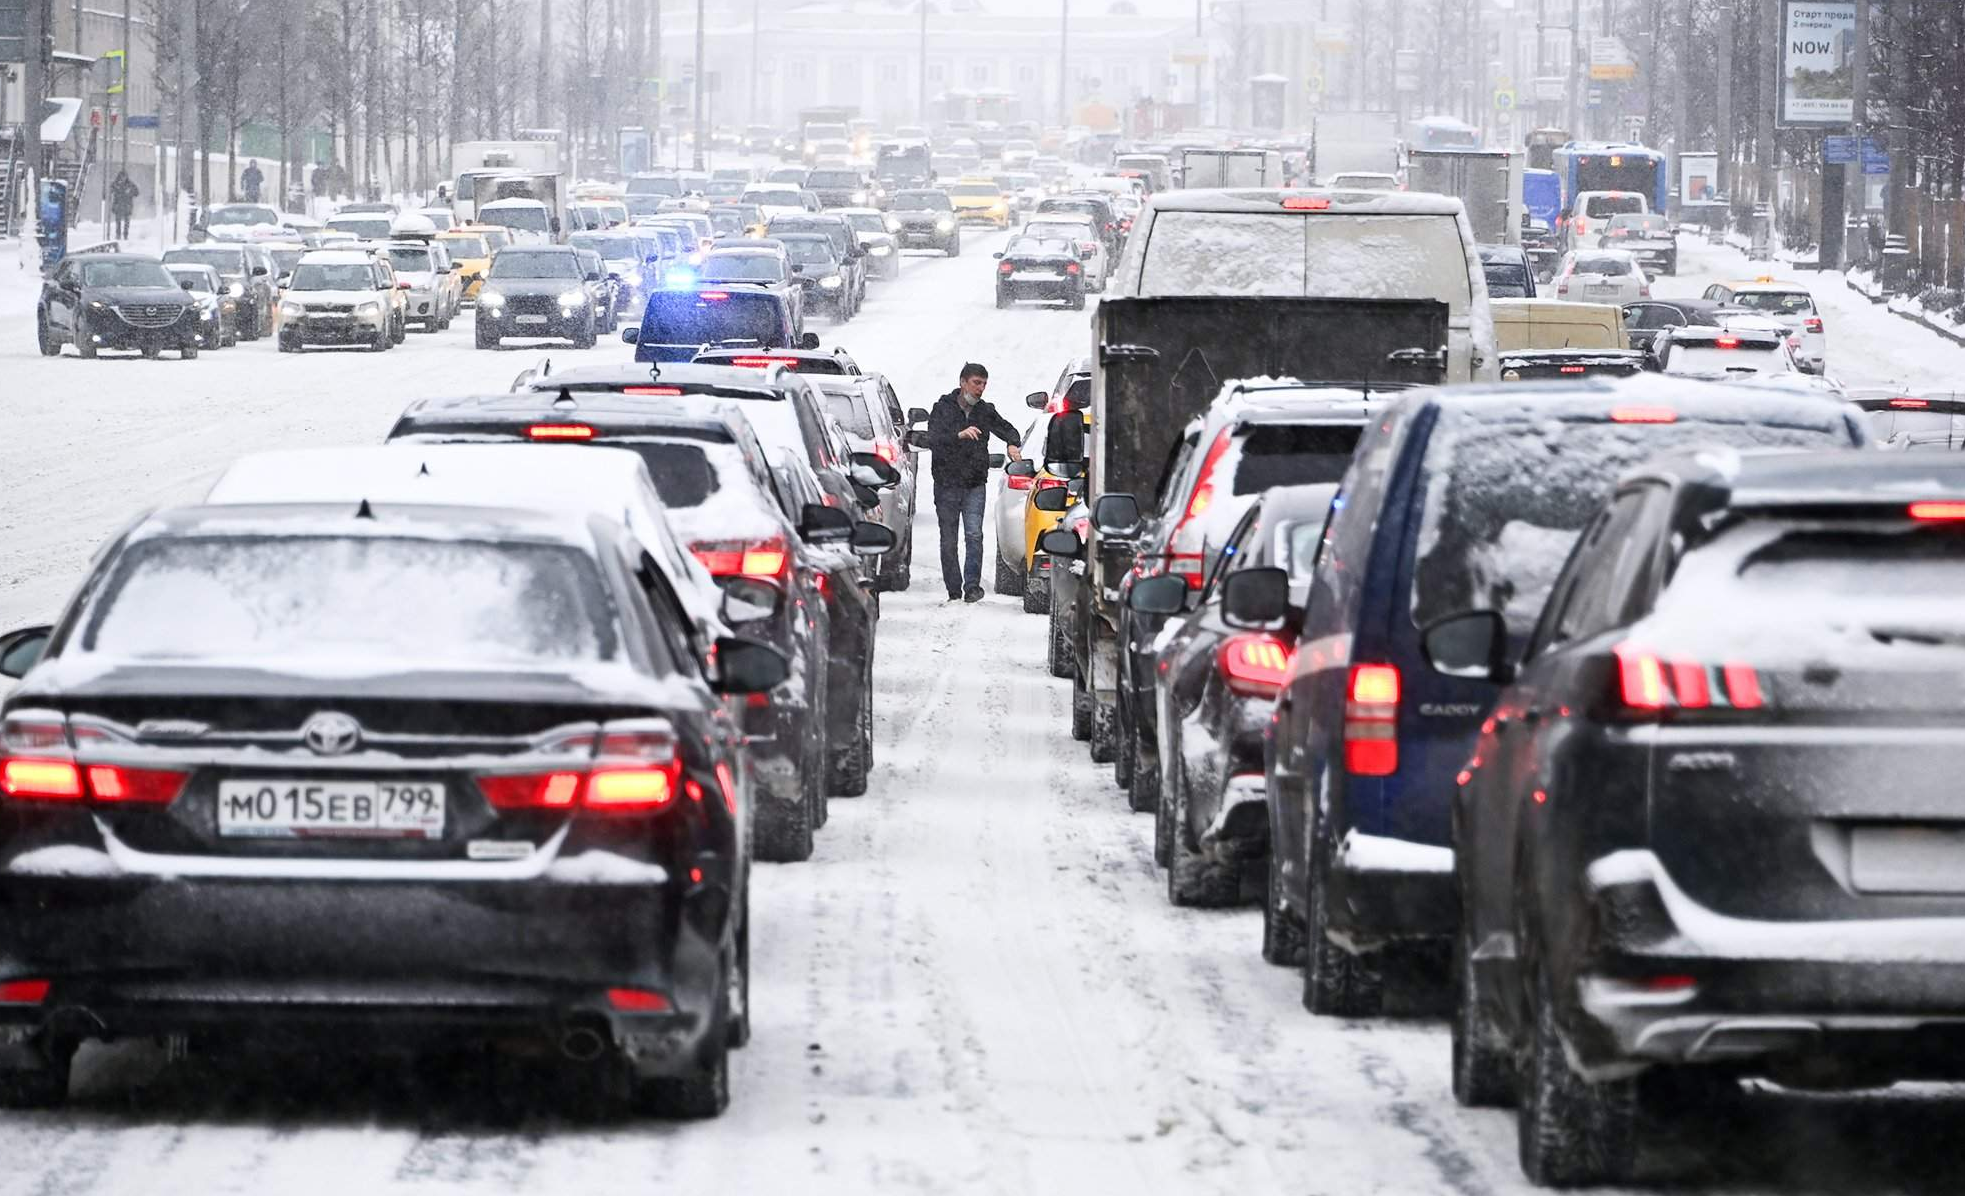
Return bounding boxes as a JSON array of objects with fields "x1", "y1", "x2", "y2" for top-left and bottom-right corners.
[
  {"x1": 307, "y1": 303, "x2": 356, "y2": 315},
  {"x1": 509, "y1": 294, "x2": 557, "y2": 315},
  {"x1": 114, "y1": 303, "x2": 187, "y2": 328}
]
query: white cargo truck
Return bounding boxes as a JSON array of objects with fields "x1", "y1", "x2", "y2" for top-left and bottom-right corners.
[{"x1": 1405, "y1": 148, "x2": 1525, "y2": 246}]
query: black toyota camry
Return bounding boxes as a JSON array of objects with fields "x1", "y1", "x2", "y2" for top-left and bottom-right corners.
[{"x1": 0, "y1": 501, "x2": 786, "y2": 1117}]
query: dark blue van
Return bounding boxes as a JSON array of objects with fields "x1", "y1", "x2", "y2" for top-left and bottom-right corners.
[
  {"x1": 1266, "y1": 375, "x2": 1868, "y2": 1016},
  {"x1": 627, "y1": 286, "x2": 815, "y2": 363}
]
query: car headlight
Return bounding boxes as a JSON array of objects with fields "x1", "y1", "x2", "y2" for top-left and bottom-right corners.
[
  {"x1": 935, "y1": 217, "x2": 955, "y2": 232},
  {"x1": 558, "y1": 289, "x2": 586, "y2": 307},
  {"x1": 884, "y1": 216, "x2": 900, "y2": 233},
  {"x1": 355, "y1": 301, "x2": 381, "y2": 315},
  {"x1": 281, "y1": 301, "x2": 304, "y2": 317},
  {"x1": 87, "y1": 299, "x2": 106, "y2": 311},
  {"x1": 820, "y1": 275, "x2": 842, "y2": 288},
  {"x1": 227, "y1": 282, "x2": 245, "y2": 298},
  {"x1": 479, "y1": 290, "x2": 504, "y2": 307}
]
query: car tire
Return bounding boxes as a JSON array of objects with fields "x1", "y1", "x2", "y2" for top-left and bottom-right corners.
[
  {"x1": 995, "y1": 288, "x2": 1011, "y2": 309},
  {"x1": 1089, "y1": 697, "x2": 1117, "y2": 764},
  {"x1": 826, "y1": 667, "x2": 872, "y2": 798},
  {"x1": 806, "y1": 708, "x2": 829, "y2": 830},
  {"x1": 947, "y1": 236, "x2": 961, "y2": 258},
  {"x1": 0, "y1": 1037, "x2": 72, "y2": 1108},
  {"x1": 1071, "y1": 668, "x2": 1092, "y2": 741},
  {"x1": 993, "y1": 552, "x2": 1024, "y2": 598},
  {"x1": 370, "y1": 325, "x2": 390, "y2": 352},
  {"x1": 1113, "y1": 697, "x2": 1135, "y2": 789},
  {"x1": 1261, "y1": 841, "x2": 1307, "y2": 966},
  {"x1": 141, "y1": 345, "x2": 161, "y2": 359},
  {"x1": 575, "y1": 321, "x2": 597, "y2": 350},
  {"x1": 1129, "y1": 715, "x2": 1159, "y2": 816},
  {"x1": 476, "y1": 326, "x2": 498, "y2": 350},
  {"x1": 1022, "y1": 568, "x2": 1049, "y2": 615},
  {"x1": 392, "y1": 316, "x2": 406, "y2": 344},
  {"x1": 1167, "y1": 769, "x2": 1238, "y2": 907},
  {"x1": 634, "y1": 1033, "x2": 730, "y2": 1120},
  {"x1": 1047, "y1": 600, "x2": 1072, "y2": 679},
  {"x1": 75, "y1": 315, "x2": 97, "y2": 359},
  {"x1": 1451, "y1": 927, "x2": 1514, "y2": 1108},
  {"x1": 725, "y1": 915, "x2": 752, "y2": 1049},
  {"x1": 1302, "y1": 825, "x2": 1383, "y2": 1018},
  {"x1": 1518, "y1": 969, "x2": 1636, "y2": 1186},
  {"x1": 277, "y1": 332, "x2": 299, "y2": 353},
  {"x1": 180, "y1": 342, "x2": 199, "y2": 360},
  {"x1": 1068, "y1": 292, "x2": 1086, "y2": 311},
  {"x1": 880, "y1": 531, "x2": 912, "y2": 591},
  {"x1": 36, "y1": 312, "x2": 59, "y2": 357}
]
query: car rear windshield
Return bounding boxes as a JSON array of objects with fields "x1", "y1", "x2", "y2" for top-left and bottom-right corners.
[
  {"x1": 481, "y1": 206, "x2": 550, "y2": 233},
  {"x1": 443, "y1": 235, "x2": 487, "y2": 257},
  {"x1": 386, "y1": 247, "x2": 432, "y2": 272},
  {"x1": 628, "y1": 176, "x2": 682, "y2": 196},
  {"x1": 571, "y1": 234, "x2": 643, "y2": 259},
  {"x1": 643, "y1": 291, "x2": 788, "y2": 346},
  {"x1": 1583, "y1": 195, "x2": 1646, "y2": 218},
  {"x1": 328, "y1": 217, "x2": 393, "y2": 238},
  {"x1": 616, "y1": 440, "x2": 721, "y2": 508},
  {"x1": 1412, "y1": 410, "x2": 1851, "y2": 634},
  {"x1": 951, "y1": 184, "x2": 1000, "y2": 197},
  {"x1": 1608, "y1": 214, "x2": 1670, "y2": 233},
  {"x1": 85, "y1": 260, "x2": 175, "y2": 288},
  {"x1": 164, "y1": 249, "x2": 243, "y2": 274},
  {"x1": 490, "y1": 250, "x2": 581, "y2": 279},
  {"x1": 1482, "y1": 261, "x2": 1532, "y2": 297},
  {"x1": 85, "y1": 536, "x2": 615, "y2": 666},
  {"x1": 782, "y1": 239, "x2": 837, "y2": 265},
  {"x1": 748, "y1": 189, "x2": 804, "y2": 207},
  {"x1": 1232, "y1": 425, "x2": 1364, "y2": 494},
  {"x1": 207, "y1": 206, "x2": 280, "y2": 226},
  {"x1": 1730, "y1": 290, "x2": 1815, "y2": 314},
  {"x1": 701, "y1": 254, "x2": 782, "y2": 281},
  {"x1": 1665, "y1": 345, "x2": 1785, "y2": 375},
  {"x1": 892, "y1": 192, "x2": 952, "y2": 211},
  {"x1": 845, "y1": 212, "x2": 886, "y2": 232},
  {"x1": 168, "y1": 268, "x2": 217, "y2": 292},
  {"x1": 821, "y1": 390, "x2": 875, "y2": 436},
  {"x1": 1137, "y1": 212, "x2": 1474, "y2": 314},
  {"x1": 1573, "y1": 255, "x2": 1631, "y2": 275}
]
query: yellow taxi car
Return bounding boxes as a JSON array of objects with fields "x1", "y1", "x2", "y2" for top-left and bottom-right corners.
[
  {"x1": 436, "y1": 223, "x2": 510, "y2": 303},
  {"x1": 994, "y1": 362, "x2": 1092, "y2": 614},
  {"x1": 949, "y1": 177, "x2": 1012, "y2": 228}
]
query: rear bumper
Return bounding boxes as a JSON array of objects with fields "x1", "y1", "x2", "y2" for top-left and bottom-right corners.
[
  {"x1": 1565, "y1": 849, "x2": 1965, "y2": 1077},
  {"x1": 998, "y1": 276, "x2": 1082, "y2": 300},
  {"x1": 1323, "y1": 829, "x2": 1456, "y2": 952}
]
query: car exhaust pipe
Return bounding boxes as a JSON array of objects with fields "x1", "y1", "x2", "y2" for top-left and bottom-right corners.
[{"x1": 558, "y1": 1015, "x2": 611, "y2": 1062}]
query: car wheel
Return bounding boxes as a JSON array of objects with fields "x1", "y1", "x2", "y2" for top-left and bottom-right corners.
[
  {"x1": 1129, "y1": 714, "x2": 1159, "y2": 816},
  {"x1": 1071, "y1": 666, "x2": 1092, "y2": 741},
  {"x1": 1167, "y1": 768, "x2": 1239, "y2": 907},
  {"x1": 880, "y1": 532, "x2": 912, "y2": 591},
  {"x1": 993, "y1": 552, "x2": 1023, "y2": 597},
  {"x1": 1068, "y1": 291, "x2": 1086, "y2": 311},
  {"x1": 947, "y1": 236, "x2": 961, "y2": 258},
  {"x1": 1113, "y1": 695, "x2": 1136, "y2": 789},
  {"x1": 1022, "y1": 568, "x2": 1049, "y2": 615},
  {"x1": 370, "y1": 325, "x2": 390, "y2": 352},
  {"x1": 634, "y1": 1032, "x2": 730, "y2": 1120},
  {"x1": 1518, "y1": 969, "x2": 1636, "y2": 1185},
  {"x1": 1089, "y1": 697, "x2": 1117, "y2": 764},
  {"x1": 826, "y1": 665, "x2": 872, "y2": 798},
  {"x1": 180, "y1": 342, "x2": 198, "y2": 360},
  {"x1": 755, "y1": 762, "x2": 815, "y2": 863},
  {"x1": 392, "y1": 316, "x2": 406, "y2": 344},
  {"x1": 476, "y1": 326, "x2": 498, "y2": 350},
  {"x1": 277, "y1": 331, "x2": 299, "y2": 353},
  {"x1": 575, "y1": 320, "x2": 597, "y2": 350},
  {"x1": 1047, "y1": 600, "x2": 1072, "y2": 678},
  {"x1": 0, "y1": 1036, "x2": 72, "y2": 1108},
  {"x1": 140, "y1": 345, "x2": 160, "y2": 359},
  {"x1": 36, "y1": 312, "x2": 59, "y2": 357},
  {"x1": 1302, "y1": 824, "x2": 1383, "y2": 1017},
  {"x1": 724, "y1": 914, "x2": 752, "y2": 1049},
  {"x1": 1451, "y1": 926, "x2": 1515, "y2": 1107},
  {"x1": 1261, "y1": 839, "x2": 1307, "y2": 966}
]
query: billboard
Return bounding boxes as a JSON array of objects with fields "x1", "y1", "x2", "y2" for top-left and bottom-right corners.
[
  {"x1": 1779, "y1": 1, "x2": 1857, "y2": 127},
  {"x1": 1678, "y1": 152, "x2": 1720, "y2": 205}
]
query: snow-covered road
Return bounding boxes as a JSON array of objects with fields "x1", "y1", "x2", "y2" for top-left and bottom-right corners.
[{"x1": 3, "y1": 233, "x2": 1963, "y2": 1195}]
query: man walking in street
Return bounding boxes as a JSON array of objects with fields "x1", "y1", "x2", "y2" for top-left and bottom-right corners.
[
  {"x1": 926, "y1": 363, "x2": 1023, "y2": 603},
  {"x1": 109, "y1": 169, "x2": 138, "y2": 240},
  {"x1": 240, "y1": 159, "x2": 264, "y2": 204}
]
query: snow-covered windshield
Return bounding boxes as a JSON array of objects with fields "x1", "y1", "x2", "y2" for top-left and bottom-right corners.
[
  {"x1": 289, "y1": 263, "x2": 374, "y2": 290},
  {"x1": 570, "y1": 234, "x2": 643, "y2": 260},
  {"x1": 82, "y1": 260, "x2": 175, "y2": 288},
  {"x1": 166, "y1": 267, "x2": 218, "y2": 293},
  {"x1": 385, "y1": 247, "x2": 432, "y2": 273},
  {"x1": 614, "y1": 440, "x2": 721, "y2": 508},
  {"x1": 1138, "y1": 212, "x2": 1473, "y2": 313},
  {"x1": 891, "y1": 191, "x2": 952, "y2": 211},
  {"x1": 489, "y1": 250, "x2": 581, "y2": 280},
  {"x1": 806, "y1": 171, "x2": 861, "y2": 189},
  {"x1": 442, "y1": 235, "x2": 487, "y2": 258},
  {"x1": 844, "y1": 212, "x2": 886, "y2": 232},
  {"x1": 84, "y1": 536, "x2": 615, "y2": 666},
  {"x1": 1573, "y1": 255, "x2": 1634, "y2": 276},
  {"x1": 627, "y1": 175, "x2": 682, "y2": 196},
  {"x1": 206, "y1": 205, "x2": 280, "y2": 226},
  {"x1": 480, "y1": 205, "x2": 551, "y2": 233},
  {"x1": 1731, "y1": 290, "x2": 1816, "y2": 314},
  {"x1": 1005, "y1": 237, "x2": 1074, "y2": 258},
  {"x1": 950, "y1": 184, "x2": 1001, "y2": 198},
  {"x1": 781, "y1": 239, "x2": 837, "y2": 266},
  {"x1": 326, "y1": 216, "x2": 393, "y2": 239},
  {"x1": 1665, "y1": 345, "x2": 1789, "y2": 376},
  {"x1": 747, "y1": 189, "x2": 804, "y2": 208},
  {"x1": 163, "y1": 248, "x2": 245, "y2": 276}
]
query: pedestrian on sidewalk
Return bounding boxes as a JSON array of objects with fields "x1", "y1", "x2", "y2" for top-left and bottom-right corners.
[
  {"x1": 240, "y1": 159, "x2": 264, "y2": 204},
  {"x1": 925, "y1": 363, "x2": 1023, "y2": 603},
  {"x1": 109, "y1": 169, "x2": 138, "y2": 240}
]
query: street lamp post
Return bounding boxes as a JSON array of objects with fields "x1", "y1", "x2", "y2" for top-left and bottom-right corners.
[
  {"x1": 918, "y1": 0, "x2": 928, "y2": 126},
  {"x1": 691, "y1": 0, "x2": 705, "y2": 170}
]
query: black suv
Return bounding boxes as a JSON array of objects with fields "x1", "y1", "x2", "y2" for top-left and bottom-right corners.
[
  {"x1": 161, "y1": 244, "x2": 277, "y2": 340},
  {"x1": 887, "y1": 189, "x2": 961, "y2": 256},
  {"x1": 475, "y1": 246, "x2": 607, "y2": 349},
  {"x1": 775, "y1": 233, "x2": 855, "y2": 321},
  {"x1": 764, "y1": 214, "x2": 867, "y2": 310},
  {"x1": 36, "y1": 253, "x2": 202, "y2": 360}
]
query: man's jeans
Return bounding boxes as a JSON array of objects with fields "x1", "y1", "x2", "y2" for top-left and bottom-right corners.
[{"x1": 935, "y1": 483, "x2": 988, "y2": 596}]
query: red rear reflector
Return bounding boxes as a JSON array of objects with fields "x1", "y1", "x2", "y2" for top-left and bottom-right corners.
[
  {"x1": 0, "y1": 758, "x2": 83, "y2": 800},
  {"x1": 874, "y1": 441, "x2": 900, "y2": 464},
  {"x1": 1714, "y1": 335, "x2": 1740, "y2": 348},
  {"x1": 1558, "y1": 365, "x2": 1587, "y2": 374},
  {"x1": 1610, "y1": 406, "x2": 1677, "y2": 424},
  {"x1": 606, "y1": 987, "x2": 673, "y2": 1013},
  {"x1": 715, "y1": 761, "x2": 738, "y2": 814},
  {"x1": 621, "y1": 386, "x2": 683, "y2": 396},
  {"x1": 478, "y1": 771, "x2": 582, "y2": 809},
  {"x1": 1909, "y1": 502, "x2": 1965, "y2": 521},
  {"x1": 1890, "y1": 397, "x2": 1929, "y2": 408},
  {"x1": 1066, "y1": 261, "x2": 1081, "y2": 273},
  {"x1": 1282, "y1": 196, "x2": 1332, "y2": 210},
  {"x1": 1344, "y1": 739, "x2": 1398, "y2": 776},
  {"x1": 1617, "y1": 646, "x2": 1766, "y2": 713},
  {"x1": 85, "y1": 764, "x2": 188, "y2": 805},
  {"x1": 1668, "y1": 660, "x2": 1711, "y2": 709},
  {"x1": 1007, "y1": 473, "x2": 1033, "y2": 491},
  {"x1": 998, "y1": 261, "x2": 1015, "y2": 274},
  {"x1": 1643, "y1": 974, "x2": 1696, "y2": 992},
  {"x1": 0, "y1": 979, "x2": 50, "y2": 1005},
  {"x1": 528, "y1": 423, "x2": 595, "y2": 439}
]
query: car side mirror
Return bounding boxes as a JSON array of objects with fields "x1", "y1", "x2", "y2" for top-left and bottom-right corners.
[
  {"x1": 992, "y1": 251, "x2": 1004, "y2": 260},
  {"x1": 1092, "y1": 493, "x2": 1142, "y2": 537},
  {"x1": 1024, "y1": 389, "x2": 1048, "y2": 408},
  {"x1": 719, "y1": 576, "x2": 784, "y2": 624},
  {"x1": 252, "y1": 265, "x2": 268, "y2": 276},
  {"x1": 1221, "y1": 568, "x2": 1291, "y2": 629},
  {"x1": 1038, "y1": 527, "x2": 1083, "y2": 557},
  {"x1": 1004, "y1": 458, "x2": 1036, "y2": 478},
  {"x1": 0, "y1": 624, "x2": 53, "y2": 679},
  {"x1": 711, "y1": 636, "x2": 790, "y2": 694},
  {"x1": 849, "y1": 451, "x2": 901, "y2": 487},
  {"x1": 1421, "y1": 609, "x2": 1514, "y2": 683},
  {"x1": 851, "y1": 521, "x2": 897, "y2": 555},
  {"x1": 907, "y1": 406, "x2": 929, "y2": 425},
  {"x1": 1127, "y1": 574, "x2": 1187, "y2": 615},
  {"x1": 799, "y1": 502, "x2": 853, "y2": 542},
  {"x1": 799, "y1": 332, "x2": 821, "y2": 349},
  {"x1": 1030, "y1": 485, "x2": 1070, "y2": 512},
  {"x1": 621, "y1": 327, "x2": 640, "y2": 343}
]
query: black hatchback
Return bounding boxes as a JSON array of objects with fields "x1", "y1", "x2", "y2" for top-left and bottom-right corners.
[
  {"x1": 36, "y1": 253, "x2": 202, "y2": 360},
  {"x1": 1444, "y1": 452, "x2": 1965, "y2": 1186},
  {"x1": 0, "y1": 502, "x2": 787, "y2": 1116}
]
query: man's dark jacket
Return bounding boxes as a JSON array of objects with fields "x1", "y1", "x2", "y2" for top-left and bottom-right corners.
[{"x1": 926, "y1": 389, "x2": 1022, "y2": 492}]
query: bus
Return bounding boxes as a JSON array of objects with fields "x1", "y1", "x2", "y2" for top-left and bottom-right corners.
[
  {"x1": 1410, "y1": 115, "x2": 1482, "y2": 152},
  {"x1": 1549, "y1": 141, "x2": 1670, "y2": 214}
]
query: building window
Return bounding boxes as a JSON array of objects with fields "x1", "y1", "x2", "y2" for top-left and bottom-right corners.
[
  {"x1": 883, "y1": 61, "x2": 901, "y2": 84},
  {"x1": 928, "y1": 63, "x2": 946, "y2": 85},
  {"x1": 969, "y1": 62, "x2": 991, "y2": 86},
  {"x1": 1019, "y1": 62, "x2": 1036, "y2": 85},
  {"x1": 790, "y1": 59, "x2": 809, "y2": 82}
]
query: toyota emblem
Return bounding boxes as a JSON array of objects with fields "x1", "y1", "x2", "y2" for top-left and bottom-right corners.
[{"x1": 300, "y1": 711, "x2": 363, "y2": 756}]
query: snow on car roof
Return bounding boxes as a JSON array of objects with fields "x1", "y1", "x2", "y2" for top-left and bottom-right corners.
[
  {"x1": 480, "y1": 197, "x2": 548, "y2": 210},
  {"x1": 1145, "y1": 188, "x2": 1467, "y2": 217}
]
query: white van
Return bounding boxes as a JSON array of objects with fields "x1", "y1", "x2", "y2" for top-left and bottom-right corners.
[{"x1": 1111, "y1": 188, "x2": 1497, "y2": 382}]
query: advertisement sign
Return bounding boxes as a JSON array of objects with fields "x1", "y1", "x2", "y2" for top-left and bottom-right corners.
[
  {"x1": 1393, "y1": 50, "x2": 1420, "y2": 94},
  {"x1": 1779, "y1": 1, "x2": 1857, "y2": 127},
  {"x1": 1679, "y1": 151, "x2": 1720, "y2": 204},
  {"x1": 1589, "y1": 36, "x2": 1637, "y2": 82}
]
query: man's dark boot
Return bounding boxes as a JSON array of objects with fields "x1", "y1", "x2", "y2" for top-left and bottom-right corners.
[{"x1": 963, "y1": 586, "x2": 984, "y2": 603}]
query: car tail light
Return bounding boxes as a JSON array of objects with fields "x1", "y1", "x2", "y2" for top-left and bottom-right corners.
[
  {"x1": 1166, "y1": 428, "x2": 1232, "y2": 578},
  {"x1": 478, "y1": 771, "x2": 583, "y2": 809},
  {"x1": 1, "y1": 757, "x2": 82, "y2": 801},
  {"x1": 1610, "y1": 406, "x2": 1676, "y2": 424},
  {"x1": 1804, "y1": 317, "x2": 1823, "y2": 334},
  {"x1": 1219, "y1": 635, "x2": 1292, "y2": 697},
  {"x1": 1559, "y1": 365, "x2": 1587, "y2": 374},
  {"x1": 622, "y1": 385, "x2": 683, "y2": 396},
  {"x1": 1065, "y1": 261, "x2": 1081, "y2": 274},
  {"x1": 874, "y1": 440, "x2": 900, "y2": 464},
  {"x1": 2, "y1": 713, "x2": 190, "y2": 806},
  {"x1": 1890, "y1": 397, "x2": 1928, "y2": 408},
  {"x1": 1035, "y1": 477, "x2": 1066, "y2": 492},
  {"x1": 529, "y1": 423, "x2": 595, "y2": 440},
  {"x1": 476, "y1": 721, "x2": 681, "y2": 815},
  {"x1": 0, "y1": 979, "x2": 50, "y2": 1005},
  {"x1": 998, "y1": 261, "x2": 1015, "y2": 275},
  {"x1": 1282, "y1": 196, "x2": 1331, "y2": 210},
  {"x1": 1639, "y1": 284, "x2": 1651, "y2": 298},
  {"x1": 1079, "y1": 241, "x2": 1097, "y2": 255},
  {"x1": 83, "y1": 764, "x2": 189, "y2": 805},
  {"x1": 1613, "y1": 645, "x2": 1765, "y2": 713},
  {"x1": 700, "y1": 290, "x2": 730, "y2": 301},
  {"x1": 1343, "y1": 664, "x2": 1400, "y2": 775},
  {"x1": 727, "y1": 355, "x2": 798, "y2": 368},
  {"x1": 1714, "y1": 334, "x2": 1740, "y2": 349},
  {"x1": 1165, "y1": 551, "x2": 1206, "y2": 589},
  {"x1": 1007, "y1": 471, "x2": 1034, "y2": 491},
  {"x1": 607, "y1": 987, "x2": 673, "y2": 1013},
  {"x1": 1574, "y1": 218, "x2": 1588, "y2": 237},
  {"x1": 693, "y1": 537, "x2": 790, "y2": 578},
  {"x1": 1909, "y1": 501, "x2": 1965, "y2": 521}
]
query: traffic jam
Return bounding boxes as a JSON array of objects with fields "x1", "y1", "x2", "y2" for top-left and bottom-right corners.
[{"x1": 8, "y1": 12, "x2": 1965, "y2": 1191}]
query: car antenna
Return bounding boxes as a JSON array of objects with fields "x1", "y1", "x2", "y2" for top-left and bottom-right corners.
[
  {"x1": 355, "y1": 498, "x2": 375, "y2": 520},
  {"x1": 552, "y1": 386, "x2": 577, "y2": 410}
]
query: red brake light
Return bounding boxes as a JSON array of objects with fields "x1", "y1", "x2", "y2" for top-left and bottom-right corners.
[
  {"x1": 622, "y1": 386, "x2": 684, "y2": 396},
  {"x1": 740, "y1": 546, "x2": 787, "y2": 577},
  {"x1": 700, "y1": 290, "x2": 730, "y2": 300},
  {"x1": 1007, "y1": 472, "x2": 1033, "y2": 491},
  {"x1": 1065, "y1": 261, "x2": 1081, "y2": 273},
  {"x1": 528, "y1": 423, "x2": 595, "y2": 439},
  {"x1": 1610, "y1": 406, "x2": 1677, "y2": 424},
  {"x1": 727, "y1": 355, "x2": 797, "y2": 368},
  {"x1": 1, "y1": 758, "x2": 82, "y2": 801},
  {"x1": 1615, "y1": 644, "x2": 1765, "y2": 714},
  {"x1": 1343, "y1": 663, "x2": 1400, "y2": 776},
  {"x1": 1714, "y1": 334, "x2": 1740, "y2": 349},
  {"x1": 0, "y1": 979, "x2": 50, "y2": 1005},
  {"x1": 1219, "y1": 635, "x2": 1292, "y2": 697},
  {"x1": 1890, "y1": 397, "x2": 1929, "y2": 408},
  {"x1": 1909, "y1": 501, "x2": 1965, "y2": 521},
  {"x1": 585, "y1": 765, "x2": 680, "y2": 810},
  {"x1": 478, "y1": 771, "x2": 583, "y2": 809},
  {"x1": 693, "y1": 537, "x2": 790, "y2": 578},
  {"x1": 1558, "y1": 365, "x2": 1587, "y2": 374},
  {"x1": 1804, "y1": 317, "x2": 1823, "y2": 334},
  {"x1": 84, "y1": 764, "x2": 188, "y2": 805},
  {"x1": 607, "y1": 987, "x2": 673, "y2": 1013},
  {"x1": 1282, "y1": 196, "x2": 1331, "y2": 210},
  {"x1": 476, "y1": 723, "x2": 681, "y2": 814},
  {"x1": 998, "y1": 261, "x2": 1015, "y2": 274},
  {"x1": 874, "y1": 440, "x2": 900, "y2": 464}
]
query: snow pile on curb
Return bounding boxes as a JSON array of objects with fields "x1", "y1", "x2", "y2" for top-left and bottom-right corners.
[
  {"x1": 1882, "y1": 285, "x2": 1965, "y2": 346},
  {"x1": 1844, "y1": 266, "x2": 1882, "y2": 302}
]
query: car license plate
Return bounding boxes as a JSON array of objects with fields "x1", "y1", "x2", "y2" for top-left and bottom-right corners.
[
  {"x1": 1012, "y1": 271, "x2": 1058, "y2": 281},
  {"x1": 1849, "y1": 826, "x2": 1965, "y2": 893},
  {"x1": 515, "y1": 314, "x2": 548, "y2": 325},
  {"x1": 217, "y1": 780, "x2": 446, "y2": 839},
  {"x1": 1587, "y1": 284, "x2": 1620, "y2": 296}
]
